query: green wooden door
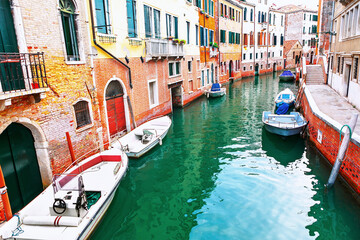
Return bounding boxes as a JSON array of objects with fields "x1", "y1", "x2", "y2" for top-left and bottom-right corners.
[
  {"x1": 0, "y1": 123, "x2": 43, "y2": 213},
  {"x1": 0, "y1": 0, "x2": 24, "y2": 91}
]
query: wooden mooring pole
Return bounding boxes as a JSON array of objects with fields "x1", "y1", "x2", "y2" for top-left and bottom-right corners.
[
  {"x1": 66, "y1": 132, "x2": 76, "y2": 163},
  {"x1": 327, "y1": 113, "x2": 358, "y2": 188},
  {"x1": 0, "y1": 166, "x2": 12, "y2": 220}
]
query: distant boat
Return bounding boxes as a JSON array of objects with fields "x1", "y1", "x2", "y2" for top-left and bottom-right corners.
[
  {"x1": 279, "y1": 70, "x2": 295, "y2": 81},
  {"x1": 274, "y1": 88, "x2": 295, "y2": 115},
  {"x1": 0, "y1": 148, "x2": 128, "y2": 240},
  {"x1": 112, "y1": 116, "x2": 172, "y2": 158},
  {"x1": 262, "y1": 111, "x2": 307, "y2": 137},
  {"x1": 205, "y1": 83, "x2": 226, "y2": 98}
]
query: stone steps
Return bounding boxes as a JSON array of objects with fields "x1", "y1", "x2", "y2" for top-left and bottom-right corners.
[{"x1": 306, "y1": 65, "x2": 324, "y2": 85}]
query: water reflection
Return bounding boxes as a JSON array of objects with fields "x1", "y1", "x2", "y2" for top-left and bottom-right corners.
[
  {"x1": 92, "y1": 73, "x2": 360, "y2": 240},
  {"x1": 261, "y1": 127, "x2": 305, "y2": 166}
]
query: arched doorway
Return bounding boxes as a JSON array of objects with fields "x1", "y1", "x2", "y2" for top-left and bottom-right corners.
[
  {"x1": 273, "y1": 63, "x2": 277, "y2": 72},
  {"x1": 106, "y1": 80, "x2": 126, "y2": 138},
  {"x1": 0, "y1": 123, "x2": 43, "y2": 213}
]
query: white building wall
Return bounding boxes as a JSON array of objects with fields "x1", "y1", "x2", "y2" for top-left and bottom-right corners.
[{"x1": 108, "y1": 0, "x2": 200, "y2": 58}]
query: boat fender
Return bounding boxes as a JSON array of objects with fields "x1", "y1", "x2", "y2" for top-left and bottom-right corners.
[{"x1": 159, "y1": 137, "x2": 163, "y2": 146}]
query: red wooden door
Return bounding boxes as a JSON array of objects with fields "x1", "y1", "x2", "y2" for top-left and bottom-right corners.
[{"x1": 106, "y1": 96, "x2": 126, "y2": 137}]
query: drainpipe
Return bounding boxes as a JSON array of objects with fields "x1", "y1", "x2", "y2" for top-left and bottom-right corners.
[
  {"x1": 88, "y1": 0, "x2": 133, "y2": 89},
  {"x1": 326, "y1": 0, "x2": 335, "y2": 85},
  {"x1": 327, "y1": 113, "x2": 358, "y2": 188}
]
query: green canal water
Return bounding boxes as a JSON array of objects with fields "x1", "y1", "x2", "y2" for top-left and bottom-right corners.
[{"x1": 92, "y1": 73, "x2": 360, "y2": 240}]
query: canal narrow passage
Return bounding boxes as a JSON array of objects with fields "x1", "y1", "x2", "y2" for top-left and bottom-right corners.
[{"x1": 92, "y1": 73, "x2": 360, "y2": 240}]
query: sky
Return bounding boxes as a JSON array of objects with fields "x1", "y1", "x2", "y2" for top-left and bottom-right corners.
[{"x1": 269, "y1": 0, "x2": 319, "y2": 11}]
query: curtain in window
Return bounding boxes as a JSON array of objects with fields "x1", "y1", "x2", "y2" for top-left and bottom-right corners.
[
  {"x1": 126, "y1": 0, "x2": 137, "y2": 37},
  {"x1": 144, "y1": 5, "x2": 152, "y2": 38},
  {"x1": 154, "y1": 9, "x2": 160, "y2": 38}
]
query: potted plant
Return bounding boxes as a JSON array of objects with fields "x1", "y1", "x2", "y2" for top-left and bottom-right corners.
[
  {"x1": 179, "y1": 39, "x2": 186, "y2": 44},
  {"x1": 232, "y1": 16, "x2": 235, "y2": 20},
  {"x1": 212, "y1": 42, "x2": 219, "y2": 48},
  {"x1": 221, "y1": 14, "x2": 224, "y2": 17},
  {"x1": 172, "y1": 38, "x2": 180, "y2": 44},
  {"x1": 167, "y1": 36, "x2": 174, "y2": 41}
]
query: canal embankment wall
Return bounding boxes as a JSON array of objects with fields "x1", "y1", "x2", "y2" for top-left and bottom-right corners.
[{"x1": 301, "y1": 84, "x2": 360, "y2": 196}]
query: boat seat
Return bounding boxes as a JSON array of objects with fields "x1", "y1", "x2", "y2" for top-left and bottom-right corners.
[{"x1": 141, "y1": 129, "x2": 154, "y2": 144}]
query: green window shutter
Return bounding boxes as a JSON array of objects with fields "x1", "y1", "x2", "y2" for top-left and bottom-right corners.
[
  {"x1": 126, "y1": 0, "x2": 137, "y2": 37},
  {"x1": 144, "y1": 5, "x2": 152, "y2": 38},
  {"x1": 200, "y1": 27, "x2": 204, "y2": 46},
  {"x1": 95, "y1": 0, "x2": 106, "y2": 34},
  {"x1": 174, "y1": 16, "x2": 178, "y2": 39},
  {"x1": 61, "y1": 12, "x2": 79, "y2": 61},
  {"x1": 154, "y1": 9, "x2": 160, "y2": 38},
  {"x1": 166, "y1": 14, "x2": 171, "y2": 37},
  {"x1": 205, "y1": 0, "x2": 207, "y2": 13}
]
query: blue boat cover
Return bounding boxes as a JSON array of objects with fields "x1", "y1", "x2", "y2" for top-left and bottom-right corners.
[
  {"x1": 280, "y1": 71, "x2": 293, "y2": 77},
  {"x1": 281, "y1": 94, "x2": 291, "y2": 100},
  {"x1": 211, "y1": 83, "x2": 221, "y2": 91},
  {"x1": 276, "y1": 103, "x2": 290, "y2": 114}
]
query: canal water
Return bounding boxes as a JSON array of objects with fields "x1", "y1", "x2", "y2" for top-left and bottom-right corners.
[{"x1": 92, "y1": 73, "x2": 360, "y2": 240}]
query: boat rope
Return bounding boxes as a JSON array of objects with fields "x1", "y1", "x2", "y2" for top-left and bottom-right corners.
[
  {"x1": 339, "y1": 124, "x2": 353, "y2": 142},
  {"x1": 12, "y1": 215, "x2": 24, "y2": 236}
]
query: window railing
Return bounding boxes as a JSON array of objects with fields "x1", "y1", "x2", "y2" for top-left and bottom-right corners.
[
  {"x1": 145, "y1": 39, "x2": 184, "y2": 61},
  {"x1": 0, "y1": 52, "x2": 48, "y2": 95}
]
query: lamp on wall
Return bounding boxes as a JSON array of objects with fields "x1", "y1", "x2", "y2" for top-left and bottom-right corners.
[
  {"x1": 125, "y1": 56, "x2": 129, "y2": 64},
  {"x1": 140, "y1": 56, "x2": 144, "y2": 63}
]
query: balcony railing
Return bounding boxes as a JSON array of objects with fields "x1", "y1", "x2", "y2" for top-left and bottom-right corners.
[
  {"x1": 145, "y1": 39, "x2": 184, "y2": 62},
  {"x1": 0, "y1": 52, "x2": 48, "y2": 96}
]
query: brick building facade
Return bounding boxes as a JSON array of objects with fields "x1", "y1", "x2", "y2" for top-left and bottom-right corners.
[{"x1": 0, "y1": 0, "x2": 101, "y2": 218}]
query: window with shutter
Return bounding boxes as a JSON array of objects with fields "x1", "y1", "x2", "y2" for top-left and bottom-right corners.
[
  {"x1": 174, "y1": 16, "x2": 178, "y2": 39},
  {"x1": 60, "y1": 0, "x2": 79, "y2": 61},
  {"x1": 126, "y1": 0, "x2": 137, "y2": 38},
  {"x1": 200, "y1": 27, "x2": 204, "y2": 46},
  {"x1": 95, "y1": 0, "x2": 111, "y2": 34},
  {"x1": 144, "y1": 5, "x2": 152, "y2": 38},
  {"x1": 154, "y1": 9, "x2": 160, "y2": 38}
]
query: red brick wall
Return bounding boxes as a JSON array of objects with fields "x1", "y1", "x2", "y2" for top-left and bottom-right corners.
[{"x1": 302, "y1": 91, "x2": 360, "y2": 194}]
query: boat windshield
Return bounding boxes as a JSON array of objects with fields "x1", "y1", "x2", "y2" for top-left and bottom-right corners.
[
  {"x1": 52, "y1": 174, "x2": 84, "y2": 194},
  {"x1": 281, "y1": 94, "x2": 290, "y2": 100}
]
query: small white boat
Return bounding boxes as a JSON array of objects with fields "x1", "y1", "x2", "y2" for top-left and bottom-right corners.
[
  {"x1": 205, "y1": 83, "x2": 226, "y2": 98},
  {"x1": 275, "y1": 88, "x2": 295, "y2": 107},
  {"x1": 274, "y1": 88, "x2": 296, "y2": 115},
  {"x1": 112, "y1": 116, "x2": 172, "y2": 158},
  {"x1": 262, "y1": 111, "x2": 307, "y2": 137},
  {"x1": 0, "y1": 148, "x2": 128, "y2": 240}
]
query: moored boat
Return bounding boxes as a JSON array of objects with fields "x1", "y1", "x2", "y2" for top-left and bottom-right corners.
[
  {"x1": 262, "y1": 111, "x2": 307, "y2": 137},
  {"x1": 112, "y1": 116, "x2": 172, "y2": 158},
  {"x1": 0, "y1": 148, "x2": 128, "y2": 240},
  {"x1": 205, "y1": 83, "x2": 226, "y2": 98},
  {"x1": 279, "y1": 70, "x2": 295, "y2": 81},
  {"x1": 274, "y1": 88, "x2": 296, "y2": 114}
]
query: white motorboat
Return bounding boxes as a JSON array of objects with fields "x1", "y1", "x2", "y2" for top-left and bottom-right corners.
[
  {"x1": 0, "y1": 148, "x2": 128, "y2": 240},
  {"x1": 262, "y1": 111, "x2": 308, "y2": 137},
  {"x1": 112, "y1": 116, "x2": 172, "y2": 158},
  {"x1": 205, "y1": 83, "x2": 226, "y2": 98}
]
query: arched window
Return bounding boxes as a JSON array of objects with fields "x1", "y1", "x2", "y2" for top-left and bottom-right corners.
[
  {"x1": 74, "y1": 100, "x2": 91, "y2": 128},
  {"x1": 59, "y1": 0, "x2": 80, "y2": 61}
]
